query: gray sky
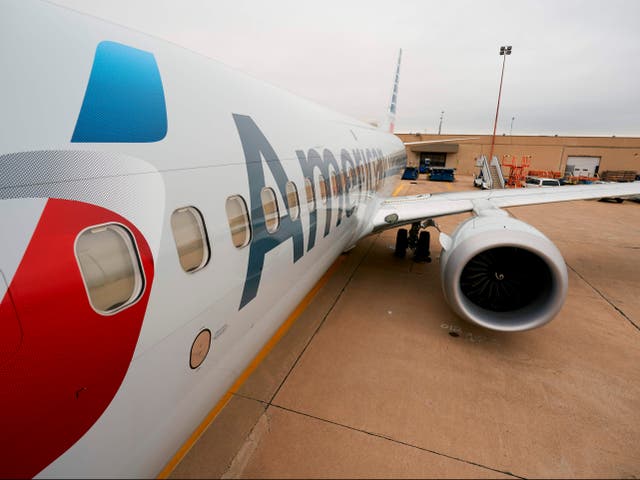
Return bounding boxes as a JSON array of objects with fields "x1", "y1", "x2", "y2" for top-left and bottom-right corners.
[{"x1": 51, "y1": 0, "x2": 640, "y2": 136}]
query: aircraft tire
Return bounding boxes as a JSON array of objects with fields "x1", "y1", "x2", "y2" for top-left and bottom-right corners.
[
  {"x1": 414, "y1": 230, "x2": 431, "y2": 263},
  {"x1": 394, "y1": 228, "x2": 408, "y2": 258}
]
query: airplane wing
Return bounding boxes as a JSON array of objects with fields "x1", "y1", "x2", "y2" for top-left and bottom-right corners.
[{"x1": 372, "y1": 182, "x2": 640, "y2": 232}]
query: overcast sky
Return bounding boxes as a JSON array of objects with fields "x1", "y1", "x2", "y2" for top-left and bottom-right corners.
[{"x1": 51, "y1": 0, "x2": 640, "y2": 136}]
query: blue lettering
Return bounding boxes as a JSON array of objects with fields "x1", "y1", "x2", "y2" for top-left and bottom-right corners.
[
  {"x1": 233, "y1": 114, "x2": 304, "y2": 309},
  {"x1": 233, "y1": 115, "x2": 398, "y2": 310}
]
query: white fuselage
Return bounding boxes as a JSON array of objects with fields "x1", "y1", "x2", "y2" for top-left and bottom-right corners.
[{"x1": 0, "y1": 2, "x2": 406, "y2": 477}]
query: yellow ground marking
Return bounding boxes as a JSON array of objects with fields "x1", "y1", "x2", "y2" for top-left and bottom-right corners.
[
  {"x1": 157, "y1": 255, "x2": 347, "y2": 479},
  {"x1": 392, "y1": 183, "x2": 406, "y2": 197}
]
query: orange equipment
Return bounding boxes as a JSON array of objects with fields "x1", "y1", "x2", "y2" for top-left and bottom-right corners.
[
  {"x1": 528, "y1": 170, "x2": 562, "y2": 179},
  {"x1": 564, "y1": 175, "x2": 600, "y2": 185},
  {"x1": 502, "y1": 154, "x2": 531, "y2": 188}
]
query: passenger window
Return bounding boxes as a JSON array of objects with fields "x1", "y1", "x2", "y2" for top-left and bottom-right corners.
[
  {"x1": 76, "y1": 224, "x2": 144, "y2": 314},
  {"x1": 330, "y1": 172, "x2": 338, "y2": 197},
  {"x1": 365, "y1": 163, "x2": 371, "y2": 190},
  {"x1": 171, "y1": 207, "x2": 210, "y2": 273},
  {"x1": 318, "y1": 175, "x2": 328, "y2": 204},
  {"x1": 225, "y1": 195, "x2": 251, "y2": 248},
  {"x1": 347, "y1": 167, "x2": 356, "y2": 206},
  {"x1": 286, "y1": 181, "x2": 300, "y2": 221},
  {"x1": 304, "y1": 177, "x2": 316, "y2": 212},
  {"x1": 261, "y1": 187, "x2": 280, "y2": 233}
]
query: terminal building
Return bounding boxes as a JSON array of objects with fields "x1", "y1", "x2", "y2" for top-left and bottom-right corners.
[{"x1": 396, "y1": 133, "x2": 640, "y2": 178}]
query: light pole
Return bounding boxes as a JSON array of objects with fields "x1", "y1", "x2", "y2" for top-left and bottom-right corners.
[
  {"x1": 438, "y1": 110, "x2": 444, "y2": 135},
  {"x1": 510, "y1": 116, "x2": 515, "y2": 136},
  {"x1": 489, "y1": 45, "x2": 512, "y2": 162}
]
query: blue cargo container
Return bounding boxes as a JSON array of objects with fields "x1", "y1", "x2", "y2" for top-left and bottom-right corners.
[
  {"x1": 429, "y1": 167, "x2": 455, "y2": 182},
  {"x1": 402, "y1": 167, "x2": 419, "y2": 180}
]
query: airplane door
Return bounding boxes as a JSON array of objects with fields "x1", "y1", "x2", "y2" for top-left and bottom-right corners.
[{"x1": 0, "y1": 270, "x2": 22, "y2": 366}]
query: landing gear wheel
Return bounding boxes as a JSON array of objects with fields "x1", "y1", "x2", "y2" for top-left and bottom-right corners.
[
  {"x1": 414, "y1": 230, "x2": 431, "y2": 263},
  {"x1": 408, "y1": 222, "x2": 420, "y2": 250},
  {"x1": 394, "y1": 228, "x2": 408, "y2": 258}
]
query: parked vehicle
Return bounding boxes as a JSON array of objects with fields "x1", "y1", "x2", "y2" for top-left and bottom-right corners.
[{"x1": 524, "y1": 176, "x2": 561, "y2": 188}]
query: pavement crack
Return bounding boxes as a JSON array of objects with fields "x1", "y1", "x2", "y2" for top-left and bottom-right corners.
[
  {"x1": 266, "y1": 236, "x2": 379, "y2": 406},
  {"x1": 232, "y1": 391, "x2": 268, "y2": 406},
  {"x1": 221, "y1": 410, "x2": 271, "y2": 479},
  {"x1": 567, "y1": 263, "x2": 640, "y2": 332},
  {"x1": 269, "y1": 403, "x2": 526, "y2": 479}
]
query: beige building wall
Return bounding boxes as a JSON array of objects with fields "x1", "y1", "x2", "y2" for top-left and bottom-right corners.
[{"x1": 396, "y1": 133, "x2": 640, "y2": 176}]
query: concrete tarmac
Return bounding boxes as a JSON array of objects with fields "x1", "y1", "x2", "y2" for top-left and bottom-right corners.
[{"x1": 169, "y1": 176, "x2": 640, "y2": 479}]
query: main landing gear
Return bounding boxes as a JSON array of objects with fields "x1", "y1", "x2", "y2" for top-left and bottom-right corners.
[{"x1": 394, "y1": 221, "x2": 432, "y2": 262}]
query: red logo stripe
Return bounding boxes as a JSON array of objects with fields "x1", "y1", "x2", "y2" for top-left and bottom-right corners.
[{"x1": 0, "y1": 198, "x2": 154, "y2": 478}]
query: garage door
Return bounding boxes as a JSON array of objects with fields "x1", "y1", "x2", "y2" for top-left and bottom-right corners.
[{"x1": 566, "y1": 156, "x2": 600, "y2": 177}]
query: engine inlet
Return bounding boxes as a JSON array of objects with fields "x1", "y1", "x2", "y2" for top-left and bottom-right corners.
[{"x1": 460, "y1": 247, "x2": 552, "y2": 312}]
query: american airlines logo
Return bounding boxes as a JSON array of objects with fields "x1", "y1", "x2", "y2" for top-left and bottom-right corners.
[{"x1": 233, "y1": 115, "x2": 394, "y2": 309}]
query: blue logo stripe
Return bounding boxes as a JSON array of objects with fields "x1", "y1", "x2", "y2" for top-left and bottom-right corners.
[{"x1": 72, "y1": 41, "x2": 167, "y2": 143}]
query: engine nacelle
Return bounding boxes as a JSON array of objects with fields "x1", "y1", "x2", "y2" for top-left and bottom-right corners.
[{"x1": 439, "y1": 210, "x2": 568, "y2": 332}]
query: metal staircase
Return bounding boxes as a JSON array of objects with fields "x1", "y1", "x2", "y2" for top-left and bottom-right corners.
[{"x1": 477, "y1": 155, "x2": 505, "y2": 189}]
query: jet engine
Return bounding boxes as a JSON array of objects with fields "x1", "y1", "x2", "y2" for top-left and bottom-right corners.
[{"x1": 439, "y1": 210, "x2": 568, "y2": 332}]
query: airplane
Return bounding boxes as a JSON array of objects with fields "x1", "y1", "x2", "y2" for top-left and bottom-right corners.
[{"x1": 1, "y1": 1, "x2": 639, "y2": 478}]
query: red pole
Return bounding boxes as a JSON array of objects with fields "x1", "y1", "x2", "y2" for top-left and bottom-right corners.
[{"x1": 489, "y1": 53, "x2": 507, "y2": 163}]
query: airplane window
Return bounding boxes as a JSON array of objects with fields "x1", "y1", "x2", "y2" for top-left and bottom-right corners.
[
  {"x1": 318, "y1": 175, "x2": 327, "y2": 204},
  {"x1": 171, "y1": 207, "x2": 210, "y2": 273},
  {"x1": 286, "y1": 181, "x2": 300, "y2": 221},
  {"x1": 304, "y1": 177, "x2": 316, "y2": 212},
  {"x1": 225, "y1": 195, "x2": 251, "y2": 248},
  {"x1": 365, "y1": 163, "x2": 371, "y2": 190},
  {"x1": 348, "y1": 167, "x2": 356, "y2": 190},
  {"x1": 330, "y1": 172, "x2": 338, "y2": 198},
  {"x1": 348, "y1": 167, "x2": 356, "y2": 207},
  {"x1": 75, "y1": 223, "x2": 144, "y2": 314},
  {"x1": 374, "y1": 161, "x2": 379, "y2": 189},
  {"x1": 370, "y1": 162, "x2": 374, "y2": 189},
  {"x1": 261, "y1": 187, "x2": 280, "y2": 233}
]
